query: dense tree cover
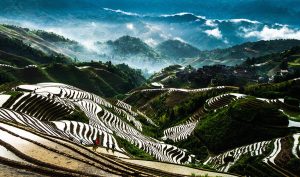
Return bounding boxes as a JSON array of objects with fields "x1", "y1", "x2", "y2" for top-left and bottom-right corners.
[
  {"x1": 156, "y1": 39, "x2": 201, "y2": 60},
  {"x1": 200, "y1": 39, "x2": 300, "y2": 62},
  {"x1": 106, "y1": 35, "x2": 160, "y2": 58},
  {"x1": 140, "y1": 90, "x2": 229, "y2": 129},
  {"x1": 229, "y1": 136, "x2": 300, "y2": 176},
  {"x1": 114, "y1": 135, "x2": 155, "y2": 160},
  {"x1": 0, "y1": 50, "x2": 36, "y2": 67},
  {"x1": 33, "y1": 30, "x2": 77, "y2": 43},
  {"x1": 0, "y1": 67, "x2": 53, "y2": 84},
  {"x1": 0, "y1": 62, "x2": 145, "y2": 98},
  {"x1": 229, "y1": 154, "x2": 279, "y2": 176},
  {"x1": 194, "y1": 98, "x2": 289, "y2": 153},
  {"x1": 124, "y1": 88, "x2": 237, "y2": 139},
  {"x1": 59, "y1": 108, "x2": 89, "y2": 124},
  {"x1": 0, "y1": 35, "x2": 71, "y2": 65},
  {"x1": 244, "y1": 79, "x2": 300, "y2": 99},
  {"x1": 167, "y1": 135, "x2": 209, "y2": 161},
  {"x1": 230, "y1": 98, "x2": 288, "y2": 126}
]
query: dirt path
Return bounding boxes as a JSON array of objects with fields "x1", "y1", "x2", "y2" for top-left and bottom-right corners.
[
  {"x1": 0, "y1": 121, "x2": 237, "y2": 176},
  {"x1": 0, "y1": 163, "x2": 44, "y2": 177},
  {"x1": 0, "y1": 123, "x2": 118, "y2": 177},
  {"x1": 88, "y1": 146, "x2": 130, "y2": 159},
  {"x1": 122, "y1": 159, "x2": 238, "y2": 177}
]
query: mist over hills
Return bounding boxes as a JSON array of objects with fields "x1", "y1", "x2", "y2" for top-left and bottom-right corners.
[
  {"x1": 2, "y1": 23, "x2": 300, "y2": 73},
  {"x1": 1, "y1": 1, "x2": 300, "y2": 177},
  {"x1": 1, "y1": 0, "x2": 300, "y2": 73},
  {"x1": 1, "y1": 0, "x2": 300, "y2": 25},
  {"x1": 1, "y1": 0, "x2": 300, "y2": 52}
]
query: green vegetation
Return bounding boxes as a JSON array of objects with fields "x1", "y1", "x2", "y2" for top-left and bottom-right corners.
[
  {"x1": 0, "y1": 82, "x2": 22, "y2": 92},
  {"x1": 125, "y1": 88, "x2": 237, "y2": 138},
  {"x1": 206, "y1": 39, "x2": 300, "y2": 62},
  {"x1": 114, "y1": 136, "x2": 155, "y2": 161},
  {"x1": 150, "y1": 43, "x2": 300, "y2": 89},
  {"x1": 0, "y1": 33, "x2": 71, "y2": 65},
  {"x1": 135, "y1": 115, "x2": 162, "y2": 138},
  {"x1": 156, "y1": 39, "x2": 200, "y2": 60},
  {"x1": 195, "y1": 98, "x2": 289, "y2": 153},
  {"x1": 0, "y1": 66, "x2": 54, "y2": 85},
  {"x1": 230, "y1": 97, "x2": 288, "y2": 126},
  {"x1": 60, "y1": 109, "x2": 89, "y2": 124},
  {"x1": 285, "y1": 157, "x2": 300, "y2": 174},
  {"x1": 190, "y1": 173, "x2": 208, "y2": 177},
  {"x1": 229, "y1": 154, "x2": 280, "y2": 176},
  {"x1": 169, "y1": 135, "x2": 209, "y2": 161},
  {"x1": 244, "y1": 79, "x2": 300, "y2": 99},
  {"x1": 33, "y1": 30, "x2": 76, "y2": 43},
  {"x1": 106, "y1": 35, "x2": 160, "y2": 58},
  {"x1": 0, "y1": 62, "x2": 145, "y2": 98},
  {"x1": 284, "y1": 96, "x2": 299, "y2": 107},
  {"x1": 229, "y1": 137, "x2": 300, "y2": 176},
  {"x1": 282, "y1": 109, "x2": 300, "y2": 122},
  {"x1": 0, "y1": 50, "x2": 36, "y2": 67},
  {"x1": 288, "y1": 57, "x2": 300, "y2": 67},
  {"x1": 243, "y1": 46, "x2": 300, "y2": 81},
  {"x1": 228, "y1": 142, "x2": 278, "y2": 176}
]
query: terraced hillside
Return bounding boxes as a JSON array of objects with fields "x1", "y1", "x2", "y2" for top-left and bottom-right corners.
[
  {"x1": 0, "y1": 80, "x2": 299, "y2": 176},
  {"x1": 0, "y1": 82, "x2": 238, "y2": 176},
  {"x1": 0, "y1": 62, "x2": 145, "y2": 97},
  {"x1": 0, "y1": 24, "x2": 89, "y2": 63},
  {"x1": 124, "y1": 78, "x2": 300, "y2": 176}
]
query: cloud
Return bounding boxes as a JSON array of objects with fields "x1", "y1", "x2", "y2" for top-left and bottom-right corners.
[
  {"x1": 244, "y1": 25, "x2": 300, "y2": 40},
  {"x1": 145, "y1": 23, "x2": 161, "y2": 32},
  {"x1": 223, "y1": 39, "x2": 229, "y2": 44},
  {"x1": 126, "y1": 23, "x2": 135, "y2": 30},
  {"x1": 204, "y1": 28, "x2": 222, "y2": 39},
  {"x1": 103, "y1": 8, "x2": 139, "y2": 16},
  {"x1": 229, "y1": 19, "x2": 260, "y2": 24},
  {"x1": 144, "y1": 38, "x2": 158, "y2": 46},
  {"x1": 205, "y1": 20, "x2": 218, "y2": 27},
  {"x1": 173, "y1": 37, "x2": 186, "y2": 43}
]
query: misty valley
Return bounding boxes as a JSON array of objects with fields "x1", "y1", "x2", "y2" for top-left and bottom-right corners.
[{"x1": 0, "y1": 1, "x2": 300, "y2": 177}]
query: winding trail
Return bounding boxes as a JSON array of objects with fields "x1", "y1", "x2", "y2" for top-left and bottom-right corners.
[{"x1": 122, "y1": 159, "x2": 237, "y2": 177}]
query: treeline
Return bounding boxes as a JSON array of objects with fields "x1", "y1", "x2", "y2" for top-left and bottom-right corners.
[{"x1": 0, "y1": 36, "x2": 71, "y2": 65}]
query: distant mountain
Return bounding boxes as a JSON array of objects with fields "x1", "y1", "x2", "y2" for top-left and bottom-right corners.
[
  {"x1": 242, "y1": 46, "x2": 300, "y2": 80},
  {"x1": 1, "y1": 0, "x2": 300, "y2": 53},
  {"x1": 187, "y1": 39, "x2": 300, "y2": 67},
  {"x1": 2, "y1": 24, "x2": 300, "y2": 73},
  {"x1": 0, "y1": 25, "x2": 72, "y2": 65},
  {"x1": 105, "y1": 36, "x2": 160, "y2": 58},
  {"x1": 0, "y1": 24, "x2": 91, "y2": 63},
  {"x1": 156, "y1": 39, "x2": 201, "y2": 60},
  {"x1": 95, "y1": 35, "x2": 171, "y2": 72},
  {"x1": 0, "y1": 25, "x2": 145, "y2": 97},
  {"x1": 147, "y1": 44, "x2": 300, "y2": 90},
  {"x1": 103, "y1": 37, "x2": 201, "y2": 64}
]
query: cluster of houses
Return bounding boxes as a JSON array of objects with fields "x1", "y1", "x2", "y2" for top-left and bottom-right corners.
[
  {"x1": 173, "y1": 63, "x2": 300, "y2": 87},
  {"x1": 175, "y1": 65, "x2": 258, "y2": 86}
]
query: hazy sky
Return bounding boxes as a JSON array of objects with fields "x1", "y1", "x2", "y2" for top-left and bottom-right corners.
[
  {"x1": 1, "y1": 0, "x2": 299, "y2": 25},
  {"x1": 1, "y1": 0, "x2": 300, "y2": 51}
]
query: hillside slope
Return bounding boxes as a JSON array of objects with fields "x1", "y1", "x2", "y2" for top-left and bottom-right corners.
[
  {"x1": 186, "y1": 39, "x2": 300, "y2": 67},
  {"x1": 0, "y1": 62, "x2": 145, "y2": 97},
  {"x1": 0, "y1": 82, "x2": 238, "y2": 177},
  {"x1": 0, "y1": 24, "x2": 73, "y2": 64},
  {"x1": 156, "y1": 39, "x2": 201, "y2": 60},
  {"x1": 123, "y1": 78, "x2": 300, "y2": 176}
]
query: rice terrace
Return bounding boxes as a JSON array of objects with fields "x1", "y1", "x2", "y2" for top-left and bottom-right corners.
[{"x1": 0, "y1": 0, "x2": 300, "y2": 176}]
